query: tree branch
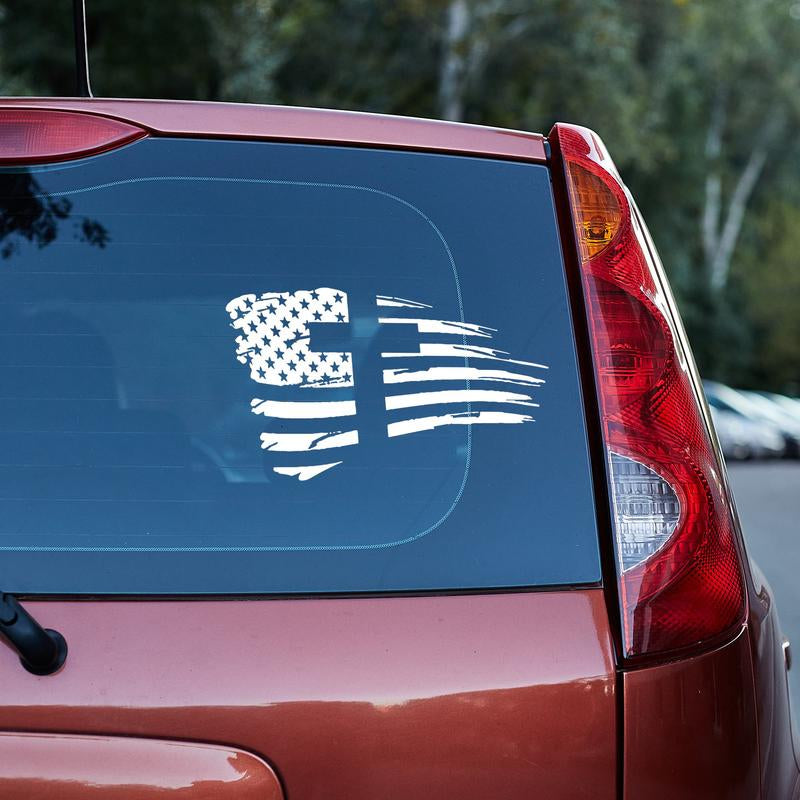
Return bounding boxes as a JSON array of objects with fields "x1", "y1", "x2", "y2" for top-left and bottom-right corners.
[
  {"x1": 708, "y1": 112, "x2": 784, "y2": 291},
  {"x1": 709, "y1": 141, "x2": 768, "y2": 290},
  {"x1": 701, "y1": 88, "x2": 725, "y2": 270},
  {"x1": 438, "y1": 0, "x2": 471, "y2": 121}
]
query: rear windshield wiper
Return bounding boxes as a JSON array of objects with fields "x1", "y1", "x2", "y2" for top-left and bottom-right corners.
[{"x1": 0, "y1": 593, "x2": 67, "y2": 675}]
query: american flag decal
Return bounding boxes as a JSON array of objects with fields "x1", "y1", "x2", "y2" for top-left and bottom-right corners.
[
  {"x1": 227, "y1": 288, "x2": 353, "y2": 389},
  {"x1": 226, "y1": 289, "x2": 547, "y2": 481}
]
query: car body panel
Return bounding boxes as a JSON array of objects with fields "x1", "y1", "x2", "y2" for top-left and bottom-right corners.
[
  {"x1": 623, "y1": 627, "x2": 760, "y2": 799},
  {"x1": 0, "y1": 733, "x2": 283, "y2": 799},
  {"x1": 620, "y1": 546, "x2": 800, "y2": 799},
  {"x1": 0, "y1": 591, "x2": 616, "y2": 799},
  {"x1": 0, "y1": 97, "x2": 547, "y2": 162},
  {"x1": 748, "y1": 561, "x2": 800, "y2": 799},
  {"x1": 0, "y1": 97, "x2": 796, "y2": 797},
  {"x1": 546, "y1": 124, "x2": 798, "y2": 797}
]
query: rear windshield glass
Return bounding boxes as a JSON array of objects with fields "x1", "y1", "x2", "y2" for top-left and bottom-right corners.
[{"x1": 0, "y1": 137, "x2": 599, "y2": 593}]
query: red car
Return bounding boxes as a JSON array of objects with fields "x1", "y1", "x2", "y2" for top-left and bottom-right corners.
[{"x1": 0, "y1": 99, "x2": 795, "y2": 799}]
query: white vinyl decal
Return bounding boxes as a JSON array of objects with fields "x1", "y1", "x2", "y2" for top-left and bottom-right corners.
[
  {"x1": 227, "y1": 290, "x2": 548, "y2": 481},
  {"x1": 249, "y1": 398, "x2": 357, "y2": 419},
  {"x1": 273, "y1": 463, "x2": 343, "y2": 481},
  {"x1": 226, "y1": 288, "x2": 353, "y2": 388},
  {"x1": 387, "y1": 410, "x2": 535, "y2": 438},
  {"x1": 377, "y1": 317, "x2": 494, "y2": 339},
  {"x1": 380, "y1": 342, "x2": 547, "y2": 368},
  {"x1": 384, "y1": 389, "x2": 538, "y2": 411},
  {"x1": 259, "y1": 430, "x2": 359, "y2": 452},
  {"x1": 375, "y1": 295, "x2": 432, "y2": 309},
  {"x1": 383, "y1": 366, "x2": 545, "y2": 387}
]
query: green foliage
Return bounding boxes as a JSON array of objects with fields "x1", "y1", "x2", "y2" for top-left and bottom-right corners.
[
  {"x1": 736, "y1": 193, "x2": 800, "y2": 393},
  {"x1": 0, "y1": 0, "x2": 797, "y2": 390}
]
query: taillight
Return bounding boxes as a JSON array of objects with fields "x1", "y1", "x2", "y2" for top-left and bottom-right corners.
[
  {"x1": 0, "y1": 109, "x2": 146, "y2": 165},
  {"x1": 553, "y1": 123, "x2": 746, "y2": 659}
]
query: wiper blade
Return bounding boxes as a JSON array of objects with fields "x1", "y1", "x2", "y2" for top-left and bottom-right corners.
[{"x1": 0, "y1": 593, "x2": 67, "y2": 675}]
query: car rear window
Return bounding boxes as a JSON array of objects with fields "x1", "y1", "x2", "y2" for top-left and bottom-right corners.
[{"x1": 0, "y1": 137, "x2": 599, "y2": 593}]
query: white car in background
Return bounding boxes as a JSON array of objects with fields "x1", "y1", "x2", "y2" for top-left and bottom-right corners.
[
  {"x1": 704, "y1": 381, "x2": 787, "y2": 459},
  {"x1": 741, "y1": 391, "x2": 800, "y2": 458}
]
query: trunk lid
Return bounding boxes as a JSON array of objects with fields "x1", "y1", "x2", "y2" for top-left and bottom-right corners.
[
  {"x1": 0, "y1": 592, "x2": 615, "y2": 798},
  {"x1": 0, "y1": 106, "x2": 614, "y2": 798}
]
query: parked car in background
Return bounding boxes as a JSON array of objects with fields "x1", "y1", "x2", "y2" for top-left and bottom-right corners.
[
  {"x1": 0, "y1": 102, "x2": 796, "y2": 799},
  {"x1": 704, "y1": 381, "x2": 787, "y2": 459},
  {"x1": 710, "y1": 406, "x2": 761, "y2": 461},
  {"x1": 769, "y1": 393, "x2": 800, "y2": 421},
  {"x1": 755, "y1": 391, "x2": 800, "y2": 427},
  {"x1": 738, "y1": 391, "x2": 800, "y2": 458}
]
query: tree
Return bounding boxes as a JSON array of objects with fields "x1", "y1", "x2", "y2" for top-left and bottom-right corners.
[
  {"x1": 0, "y1": 0, "x2": 798, "y2": 389},
  {"x1": 735, "y1": 188, "x2": 800, "y2": 393},
  {"x1": 682, "y1": 1, "x2": 800, "y2": 292}
]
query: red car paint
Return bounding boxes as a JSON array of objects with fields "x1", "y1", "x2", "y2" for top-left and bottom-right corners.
[
  {"x1": 0, "y1": 97, "x2": 548, "y2": 162},
  {"x1": 0, "y1": 98, "x2": 795, "y2": 799},
  {"x1": 0, "y1": 733, "x2": 282, "y2": 799},
  {"x1": 0, "y1": 592, "x2": 616, "y2": 799}
]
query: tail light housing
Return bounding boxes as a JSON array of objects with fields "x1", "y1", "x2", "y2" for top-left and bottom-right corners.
[
  {"x1": 553, "y1": 123, "x2": 746, "y2": 659},
  {"x1": 0, "y1": 109, "x2": 146, "y2": 165}
]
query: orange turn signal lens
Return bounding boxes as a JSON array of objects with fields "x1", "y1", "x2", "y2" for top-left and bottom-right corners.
[{"x1": 565, "y1": 162, "x2": 622, "y2": 261}]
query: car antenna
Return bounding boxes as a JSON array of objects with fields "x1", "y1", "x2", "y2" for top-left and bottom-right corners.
[
  {"x1": 72, "y1": 0, "x2": 93, "y2": 97},
  {"x1": 0, "y1": 592, "x2": 67, "y2": 675}
]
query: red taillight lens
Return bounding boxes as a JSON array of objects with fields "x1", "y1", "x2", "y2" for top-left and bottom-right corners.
[
  {"x1": 0, "y1": 109, "x2": 146, "y2": 165},
  {"x1": 555, "y1": 123, "x2": 746, "y2": 658}
]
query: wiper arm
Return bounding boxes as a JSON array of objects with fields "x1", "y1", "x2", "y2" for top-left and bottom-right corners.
[{"x1": 0, "y1": 593, "x2": 67, "y2": 675}]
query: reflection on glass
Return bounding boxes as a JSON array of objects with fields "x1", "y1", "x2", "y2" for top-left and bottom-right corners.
[{"x1": 0, "y1": 172, "x2": 109, "y2": 259}]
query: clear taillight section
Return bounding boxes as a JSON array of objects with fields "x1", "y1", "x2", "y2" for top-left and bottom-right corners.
[
  {"x1": 0, "y1": 109, "x2": 146, "y2": 165},
  {"x1": 554, "y1": 123, "x2": 746, "y2": 658},
  {"x1": 608, "y1": 453, "x2": 680, "y2": 571}
]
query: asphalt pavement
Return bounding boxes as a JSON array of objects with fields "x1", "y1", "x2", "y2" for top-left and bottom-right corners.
[{"x1": 728, "y1": 461, "x2": 800, "y2": 709}]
